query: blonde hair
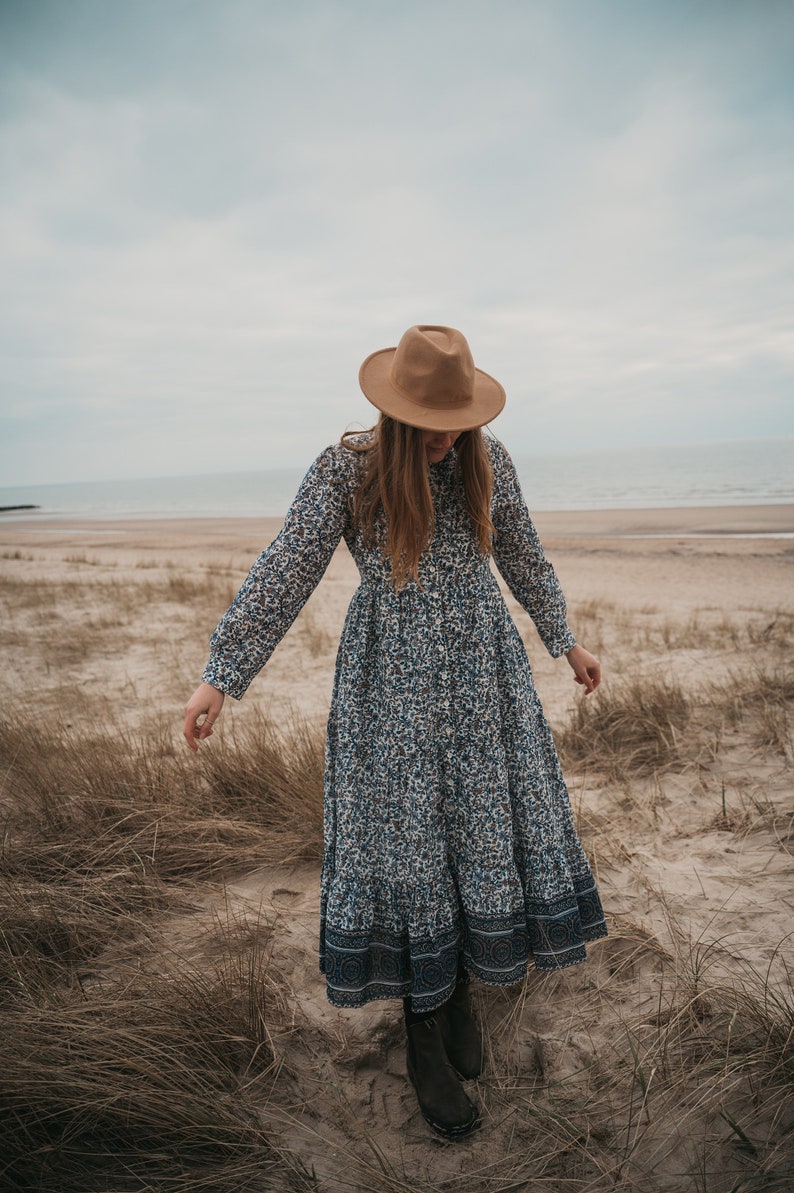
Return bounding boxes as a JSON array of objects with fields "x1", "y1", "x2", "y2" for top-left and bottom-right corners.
[{"x1": 341, "y1": 415, "x2": 494, "y2": 589}]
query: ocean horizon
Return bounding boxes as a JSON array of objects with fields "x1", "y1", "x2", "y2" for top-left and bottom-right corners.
[{"x1": 1, "y1": 437, "x2": 791, "y2": 521}]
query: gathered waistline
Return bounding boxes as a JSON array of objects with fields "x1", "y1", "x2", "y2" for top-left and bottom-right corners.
[{"x1": 355, "y1": 566, "x2": 497, "y2": 598}]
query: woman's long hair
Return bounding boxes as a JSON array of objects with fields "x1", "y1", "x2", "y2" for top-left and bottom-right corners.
[{"x1": 341, "y1": 415, "x2": 494, "y2": 589}]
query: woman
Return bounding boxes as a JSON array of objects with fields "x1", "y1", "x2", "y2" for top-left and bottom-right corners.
[{"x1": 183, "y1": 325, "x2": 606, "y2": 1139}]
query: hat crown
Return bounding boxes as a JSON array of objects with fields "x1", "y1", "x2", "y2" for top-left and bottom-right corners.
[
  {"x1": 358, "y1": 322, "x2": 505, "y2": 431},
  {"x1": 390, "y1": 325, "x2": 476, "y2": 411}
]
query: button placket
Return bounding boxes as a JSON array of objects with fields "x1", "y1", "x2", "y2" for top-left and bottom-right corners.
[{"x1": 431, "y1": 560, "x2": 457, "y2": 808}]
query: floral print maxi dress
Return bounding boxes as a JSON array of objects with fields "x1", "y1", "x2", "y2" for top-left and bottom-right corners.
[{"x1": 202, "y1": 436, "x2": 607, "y2": 1012}]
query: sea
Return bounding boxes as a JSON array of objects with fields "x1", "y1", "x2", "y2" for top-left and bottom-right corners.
[{"x1": 0, "y1": 437, "x2": 791, "y2": 521}]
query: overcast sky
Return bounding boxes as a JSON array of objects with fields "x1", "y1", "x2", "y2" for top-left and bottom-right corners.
[{"x1": 1, "y1": 0, "x2": 792, "y2": 485}]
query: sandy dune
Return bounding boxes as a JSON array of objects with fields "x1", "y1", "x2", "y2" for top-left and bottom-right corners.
[{"x1": 1, "y1": 504, "x2": 792, "y2": 1189}]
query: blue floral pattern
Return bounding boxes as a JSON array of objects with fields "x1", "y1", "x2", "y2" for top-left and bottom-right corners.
[{"x1": 203, "y1": 435, "x2": 607, "y2": 1011}]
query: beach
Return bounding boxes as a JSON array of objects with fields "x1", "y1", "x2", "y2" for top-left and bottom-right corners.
[
  {"x1": 1, "y1": 504, "x2": 792, "y2": 1189},
  {"x1": 2, "y1": 503, "x2": 791, "y2": 728}
]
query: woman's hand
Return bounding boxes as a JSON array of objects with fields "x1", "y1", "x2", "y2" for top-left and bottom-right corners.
[
  {"x1": 183, "y1": 682, "x2": 225, "y2": 751},
  {"x1": 565, "y1": 644, "x2": 601, "y2": 695}
]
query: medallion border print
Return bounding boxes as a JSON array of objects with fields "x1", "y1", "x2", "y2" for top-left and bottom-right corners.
[{"x1": 320, "y1": 877, "x2": 607, "y2": 1009}]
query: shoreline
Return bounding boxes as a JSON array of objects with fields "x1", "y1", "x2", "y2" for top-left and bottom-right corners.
[{"x1": 1, "y1": 503, "x2": 792, "y2": 540}]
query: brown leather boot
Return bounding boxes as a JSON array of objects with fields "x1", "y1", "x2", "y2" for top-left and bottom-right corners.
[
  {"x1": 438, "y1": 980, "x2": 483, "y2": 1080},
  {"x1": 406, "y1": 1015, "x2": 479, "y2": 1139}
]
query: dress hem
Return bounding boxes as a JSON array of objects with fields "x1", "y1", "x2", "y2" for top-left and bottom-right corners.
[
  {"x1": 323, "y1": 923, "x2": 610, "y2": 1011},
  {"x1": 319, "y1": 883, "x2": 608, "y2": 1013}
]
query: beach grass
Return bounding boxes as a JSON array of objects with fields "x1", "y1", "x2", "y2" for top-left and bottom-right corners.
[{"x1": 1, "y1": 675, "x2": 792, "y2": 1190}]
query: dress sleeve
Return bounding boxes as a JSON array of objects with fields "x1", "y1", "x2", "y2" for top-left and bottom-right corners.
[
  {"x1": 202, "y1": 444, "x2": 354, "y2": 698},
  {"x1": 489, "y1": 438, "x2": 576, "y2": 659}
]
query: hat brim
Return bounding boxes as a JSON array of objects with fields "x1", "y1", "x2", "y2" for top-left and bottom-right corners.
[{"x1": 359, "y1": 346, "x2": 506, "y2": 432}]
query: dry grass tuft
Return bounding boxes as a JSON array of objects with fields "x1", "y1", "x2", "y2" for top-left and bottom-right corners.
[
  {"x1": 563, "y1": 603, "x2": 794, "y2": 662},
  {"x1": 63, "y1": 552, "x2": 113, "y2": 567},
  {"x1": 295, "y1": 604, "x2": 335, "y2": 656},
  {"x1": 199, "y1": 714, "x2": 325, "y2": 861},
  {"x1": 0, "y1": 710, "x2": 324, "y2": 1000},
  {"x1": 559, "y1": 661, "x2": 794, "y2": 780},
  {"x1": 719, "y1": 666, "x2": 794, "y2": 760},
  {"x1": 559, "y1": 675, "x2": 693, "y2": 777},
  {"x1": 0, "y1": 549, "x2": 35, "y2": 561},
  {"x1": 0, "y1": 914, "x2": 312, "y2": 1192},
  {"x1": 0, "y1": 710, "x2": 323, "y2": 1189},
  {"x1": 463, "y1": 929, "x2": 794, "y2": 1192}
]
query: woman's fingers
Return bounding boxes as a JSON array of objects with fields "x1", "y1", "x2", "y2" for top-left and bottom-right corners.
[
  {"x1": 583, "y1": 661, "x2": 601, "y2": 692},
  {"x1": 183, "y1": 684, "x2": 225, "y2": 750},
  {"x1": 576, "y1": 665, "x2": 599, "y2": 694},
  {"x1": 183, "y1": 706, "x2": 204, "y2": 751},
  {"x1": 567, "y1": 647, "x2": 601, "y2": 694},
  {"x1": 184, "y1": 710, "x2": 215, "y2": 749}
]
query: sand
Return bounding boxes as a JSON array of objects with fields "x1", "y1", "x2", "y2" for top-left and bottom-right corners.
[
  {"x1": 1, "y1": 504, "x2": 792, "y2": 1188},
  {"x1": 2, "y1": 503, "x2": 790, "y2": 726}
]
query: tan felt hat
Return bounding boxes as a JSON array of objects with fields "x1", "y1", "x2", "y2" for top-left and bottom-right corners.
[{"x1": 358, "y1": 325, "x2": 506, "y2": 431}]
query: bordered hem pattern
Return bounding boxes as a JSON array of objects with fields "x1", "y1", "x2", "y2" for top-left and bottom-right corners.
[{"x1": 320, "y1": 877, "x2": 608, "y2": 1012}]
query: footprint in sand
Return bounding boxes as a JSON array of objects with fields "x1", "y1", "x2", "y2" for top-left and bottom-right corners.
[{"x1": 270, "y1": 887, "x2": 304, "y2": 905}]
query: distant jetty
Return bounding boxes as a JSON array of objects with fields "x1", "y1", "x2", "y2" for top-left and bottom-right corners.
[{"x1": 0, "y1": 504, "x2": 40, "y2": 512}]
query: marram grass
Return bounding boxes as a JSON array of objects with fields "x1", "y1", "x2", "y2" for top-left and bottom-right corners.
[{"x1": 0, "y1": 692, "x2": 791, "y2": 1191}]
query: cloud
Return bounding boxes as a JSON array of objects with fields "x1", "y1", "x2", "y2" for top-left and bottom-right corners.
[{"x1": 0, "y1": 0, "x2": 792, "y2": 483}]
